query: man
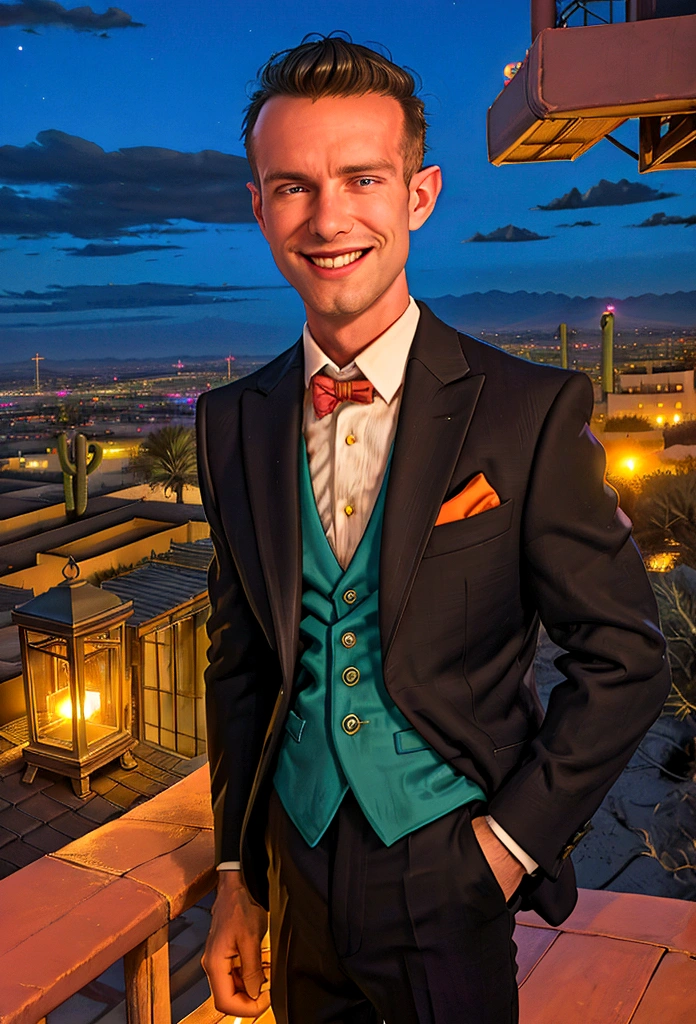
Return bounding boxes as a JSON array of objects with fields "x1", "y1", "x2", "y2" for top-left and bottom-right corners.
[{"x1": 196, "y1": 36, "x2": 670, "y2": 1024}]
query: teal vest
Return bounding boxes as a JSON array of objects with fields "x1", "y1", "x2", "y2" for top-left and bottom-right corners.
[{"x1": 273, "y1": 440, "x2": 485, "y2": 847}]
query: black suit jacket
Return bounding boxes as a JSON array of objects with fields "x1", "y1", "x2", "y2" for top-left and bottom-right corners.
[{"x1": 196, "y1": 301, "x2": 670, "y2": 924}]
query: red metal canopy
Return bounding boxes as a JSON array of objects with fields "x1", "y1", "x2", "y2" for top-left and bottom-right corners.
[{"x1": 487, "y1": 14, "x2": 696, "y2": 171}]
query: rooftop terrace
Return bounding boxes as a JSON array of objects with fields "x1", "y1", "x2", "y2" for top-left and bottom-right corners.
[{"x1": 0, "y1": 764, "x2": 694, "y2": 1024}]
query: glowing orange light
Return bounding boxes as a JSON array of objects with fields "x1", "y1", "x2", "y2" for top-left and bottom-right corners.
[
  {"x1": 47, "y1": 687, "x2": 101, "y2": 721},
  {"x1": 673, "y1": 414, "x2": 681, "y2": 423},
  {"x1": 656, "y1": 416, "x2": 664, "y2": 425}
]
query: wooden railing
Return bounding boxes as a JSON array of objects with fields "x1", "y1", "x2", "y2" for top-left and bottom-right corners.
[{"x1": 0, "y1": 765, "x2": 273, "y2": 1024}]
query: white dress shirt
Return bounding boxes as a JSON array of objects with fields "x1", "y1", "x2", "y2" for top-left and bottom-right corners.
[{"x1": 218, "y1": 297, "x2": 537, "y2": 875}]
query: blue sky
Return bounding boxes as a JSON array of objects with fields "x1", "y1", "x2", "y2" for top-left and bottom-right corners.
[{"x1": 0, "y1": 0, "x2": 694, "y2": 359}]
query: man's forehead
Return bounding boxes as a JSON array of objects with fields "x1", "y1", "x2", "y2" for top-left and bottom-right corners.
[
  {"x1": 253, "y1": 93, "x2": 404, "y2": 142},
  {"x1": 252, "y1": 94, "x2": 405, "y2": 177}
]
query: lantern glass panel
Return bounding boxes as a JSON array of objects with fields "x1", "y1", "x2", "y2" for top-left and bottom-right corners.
[
  {"x1": 26, "y1": 632, "x2": 73, "y2": 748},
  {"x1": 82, "y1": 629, "x2": 121, "y2": 748}
]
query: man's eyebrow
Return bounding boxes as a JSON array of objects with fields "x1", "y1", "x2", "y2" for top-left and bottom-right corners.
[
  {"x1": 336, "y1": 161, "x2": 397, "y2": 176},
  {"x1": 263, "y1": 161, "x2": 397, "y2": 184}
]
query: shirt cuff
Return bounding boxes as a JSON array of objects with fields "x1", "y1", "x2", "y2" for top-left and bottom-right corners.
[
  {"x1": 486, "y1": 815, "x2": 538, "y2": 874},
  {"x1": 217, "y1": 861, "x2": 241, "y2": 870}
]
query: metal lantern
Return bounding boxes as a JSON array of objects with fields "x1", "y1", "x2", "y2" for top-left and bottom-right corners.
[{"x1": 12, "y1": 561, "x2": 135, "y2": 797}]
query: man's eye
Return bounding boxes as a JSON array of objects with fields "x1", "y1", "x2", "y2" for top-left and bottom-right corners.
[
  {"x1": 282, "y1": 185, "x2": 306, "y2": 194},
  {"x1": 357, "y1": 177, "x2": 376, "y2": 187}
]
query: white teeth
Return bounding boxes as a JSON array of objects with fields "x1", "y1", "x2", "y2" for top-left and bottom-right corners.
[{"x1": 309, "y1": 250, "x2": 365, "y2": 268}]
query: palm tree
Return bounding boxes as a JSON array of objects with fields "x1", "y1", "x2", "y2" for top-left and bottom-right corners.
[{"x1": 130, "y1": 425, "x2": 197, "y2": 503}]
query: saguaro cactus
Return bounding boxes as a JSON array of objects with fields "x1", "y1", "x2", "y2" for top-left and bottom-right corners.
[{"x1": 57, "y1": 432, "x2": 103, "y2": 520}]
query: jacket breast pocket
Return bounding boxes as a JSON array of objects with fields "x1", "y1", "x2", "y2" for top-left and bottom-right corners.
[{"x1": 423, "y1": 499, "x2": 514, "y2": 558}]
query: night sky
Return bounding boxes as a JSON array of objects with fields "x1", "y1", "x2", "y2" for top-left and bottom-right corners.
[{"x1": 0, "y1": 0, "x2": 695, "y2": 361}]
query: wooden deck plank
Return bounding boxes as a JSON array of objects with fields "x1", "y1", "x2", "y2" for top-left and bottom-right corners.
[
  {"x1": 514, "y1": 924, "x2": 560, "y2": 985},
  {"x1": 518, "y1": 932, "x2": 663, "y2": 1024},
  {"x1": 630, "y1": 951, "x2": 696, "y2": 1024},
  {"x1": 517, "y1": 889, "x2": 696, "y2": 955}
]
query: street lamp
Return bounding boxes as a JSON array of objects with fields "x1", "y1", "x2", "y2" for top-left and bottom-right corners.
[{"x1": 12, "y1": 559, "x2": 135, "y2": 798}]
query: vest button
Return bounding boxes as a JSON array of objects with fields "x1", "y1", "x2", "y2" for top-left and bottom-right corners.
[
  {"x1": 342, "y1": 713, "x2": 362, "y2": 736},
  {"x1": 341, "y1": 631, "x2": 357, "y2": 648},
  {"x1": 345, "y1": 434, "x2": 356, "y2": 445},
  {"x1": 343, "y1": 589, "x2": 357, "y2": 605},
  {"x1": 342, "y1": 666, "x2": 360, "y2": 686}
]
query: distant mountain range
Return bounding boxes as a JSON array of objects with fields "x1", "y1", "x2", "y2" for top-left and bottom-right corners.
[
  {"x1": 1, "y1": 290, "x2": 694, "y2": 363},
  {"x1": 427, "y1": 290, "x2": 696, "y2": 333}
]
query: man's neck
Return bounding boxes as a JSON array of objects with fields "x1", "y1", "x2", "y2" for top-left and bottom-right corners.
[{"x1": 305, "y1": 279, "x2": 410, "y2": 369}]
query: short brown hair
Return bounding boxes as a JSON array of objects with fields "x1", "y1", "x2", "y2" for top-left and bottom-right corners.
[{"x1": 242, "y1": 33, "x2": 428, "y2": 186}]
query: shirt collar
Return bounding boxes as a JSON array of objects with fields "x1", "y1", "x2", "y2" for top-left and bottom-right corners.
[{"x1": 302, "y1": 296, "x2": 420, "y2": 404}]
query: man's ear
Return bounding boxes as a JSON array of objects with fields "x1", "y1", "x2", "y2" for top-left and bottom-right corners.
[
  {"x1": 247, "y1": 181, "x2": 268, "y2": 238},
  {"x1": 408, "y1": 165, "x2": 442, "y2": 231}
]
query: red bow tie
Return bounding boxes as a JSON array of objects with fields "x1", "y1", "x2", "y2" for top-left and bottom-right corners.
[{"x1": 311, "y1": 373, "x2": 375, "y2": 419}]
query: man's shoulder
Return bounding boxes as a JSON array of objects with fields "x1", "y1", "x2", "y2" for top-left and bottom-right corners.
[
  {"x1": 417, "y1": 300, "x2": 576, "y2": 394},
  {"x1": 197, "y1": 340, "x2": 302, "y2": 417},
  {"x1": 457, "y1": 329, "x2": 574, "y2": 390}
]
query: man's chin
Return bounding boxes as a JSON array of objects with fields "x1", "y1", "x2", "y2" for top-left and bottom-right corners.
[{"x1": 296, "y1": 282, "x2": 388, "y2": 321}]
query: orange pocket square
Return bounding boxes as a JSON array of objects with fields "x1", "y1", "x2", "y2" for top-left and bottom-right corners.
[{"x1": 435, "y1": 473, "x2": 501, "y2": 526}]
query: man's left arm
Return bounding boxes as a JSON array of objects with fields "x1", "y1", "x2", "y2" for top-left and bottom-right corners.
[{"x1": 487, "y1": 371, "x2": 671, "y2": 881}]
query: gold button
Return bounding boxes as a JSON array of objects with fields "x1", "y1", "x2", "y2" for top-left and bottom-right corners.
[
  {"x1": 341, "y1": 631, "x2": 357, "y2": 648},
  {"x1": 344, "y1": 504, "x2": 354, "y2": 517},
  {"x1": 342, "y1": 713, "x2": 362, "y2": 736},
  {"x1": 343, "y1": 589, "x2": 357, "y2": 604},
  {"x1": 346, "y1": 434, "x2": 356, "y2": 445},
  {"x1": 342, "y1": 666, "x2": 360, "y2": 686}
]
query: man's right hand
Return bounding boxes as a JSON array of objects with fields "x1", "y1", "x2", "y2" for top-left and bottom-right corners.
[{"x1": 201, "y1": 870, "x2": 271, "y2": 1017}]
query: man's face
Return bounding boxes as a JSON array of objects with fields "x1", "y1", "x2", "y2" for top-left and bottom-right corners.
[{"x1": 247, "y1": 93, "x2": 439, "y2": 322}]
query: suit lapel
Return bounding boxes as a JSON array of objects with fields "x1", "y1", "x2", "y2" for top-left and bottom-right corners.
[
  {"x1": 380, "y1": 303, "x2": 485, "y2": 663},
  {"x1": 241, "y1": 342, "x2": 304, "y2": 686}
]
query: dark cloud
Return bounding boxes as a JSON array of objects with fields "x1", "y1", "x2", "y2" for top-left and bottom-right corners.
[
  {"x1": 143, "y1": 227, "x2": 207, "y2": 236},
  {"x1": 61, "y1": 243, "x2": 184, "y2": 257},
  {"x1": 7, "y1": 314, "x2": 172, "y2": 328},
  {"x1": 465, "y1": 225, "x2": 551, "y2": 242},
  {"x1": 0, "y1": 281, "x2": 289, "y2": 314},
  {"x1": 534, "y1": 178, "x2": 677, "y2": 211},
  {"x1": 629, "y1": 211, "x2": 696, "y2": 228},
  {"x1": 556, "y1": 220, "x2": 599, "y2": 228},
  {"x1": 0, "y1": 130, "x2": 253, "y2": 238},
  {"x1": 0, "y1": 2, "x2": 143, "y2": 30}
]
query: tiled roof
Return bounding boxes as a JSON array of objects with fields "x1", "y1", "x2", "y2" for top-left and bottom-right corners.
[
  {"x1": 155, "y1": 537, "x2": 213, "y2": 570},
  {"x1": 0, "y1": 741, "x2": 205, "y2": 880},
  {"x1": 101, "y1": 560, "x2": 208, "y2": 625},
  {"x1": 0, "y1": 583, "x2": 33, "y2": 614}
]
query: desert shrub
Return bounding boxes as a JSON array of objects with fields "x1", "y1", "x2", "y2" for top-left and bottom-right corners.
[
  {"x1": 664, "y1": 421, "x2": 696, "y2": 447},
  {"x1": 652, "y1": 574, "x2": 696, "y2": 721},
  {"x1": 631, "y1": 471, "x2": 696, "y2": 566},
  {"x1": 604, "y1": 414, "x2": 653, "y2": 432}
]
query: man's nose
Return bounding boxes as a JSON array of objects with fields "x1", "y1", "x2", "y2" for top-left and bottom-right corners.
[{"x1": 308, "y1": 187, "x2": 353, "y2": 240}]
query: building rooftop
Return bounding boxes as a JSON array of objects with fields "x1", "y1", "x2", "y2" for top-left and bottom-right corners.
[
  {"x1": 0, "y1": 497, "x2": 205, "y2": 574},
  {"x1": 101, "y1": 559, "x2": 209, "y2": 626}
]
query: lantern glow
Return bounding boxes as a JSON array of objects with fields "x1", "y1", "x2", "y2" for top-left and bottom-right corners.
[{"x1": 12, "y1": 573, "x2": 135, "y2": 798}]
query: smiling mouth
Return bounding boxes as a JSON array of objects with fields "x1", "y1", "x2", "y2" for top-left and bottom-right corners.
[{"x1": 302, "y1": 248, "x2": 371, "y2": 269}]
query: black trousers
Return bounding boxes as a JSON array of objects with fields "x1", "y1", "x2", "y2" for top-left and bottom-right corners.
[{"x1": 265, "y1": 789, "x2": 519, "y2": 1024}]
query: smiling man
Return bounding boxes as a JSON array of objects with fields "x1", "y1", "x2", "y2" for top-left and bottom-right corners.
[{"x1": 196, "y1": 35, "x2": 670, "y2": 1024}]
